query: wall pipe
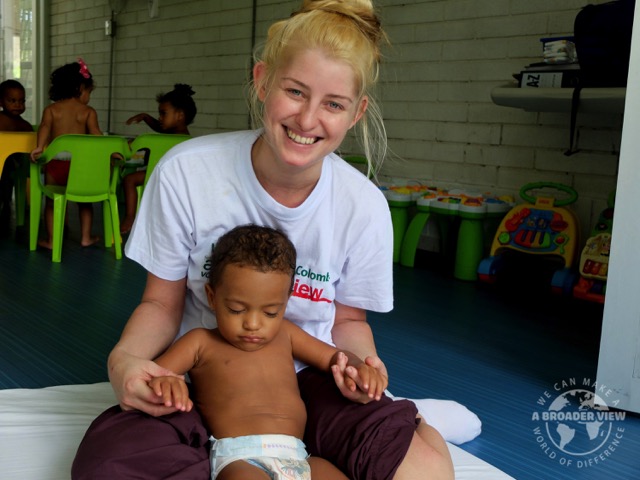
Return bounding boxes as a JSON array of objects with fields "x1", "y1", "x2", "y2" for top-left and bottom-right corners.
[{"x1": 106, "y1": 9, "x2": 116, "y2": 133}]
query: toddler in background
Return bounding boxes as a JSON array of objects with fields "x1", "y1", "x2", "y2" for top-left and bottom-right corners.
[
  {"x1": 125, "y1": 83, "x2": 196, "y2": 135},
  {"x1": 31, "y1": 58, "x2": 103, "y2": 249},
  {"x1": 120, "y1": 83, "x2": 196, "y2": 234},
  {"x1": 0, "y1": 79, "x2": 33, "y2": 235},
  {"x1": 0, "y1": 79, "x2": 33, "y2": 132}
]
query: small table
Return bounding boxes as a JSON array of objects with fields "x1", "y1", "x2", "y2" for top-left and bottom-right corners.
[
  {"x1": 0, "y1": 132, "x2": 37, "y2": 227},
  {"x1": 399, "y1": 190, "x2": 513, "y2": 281}
]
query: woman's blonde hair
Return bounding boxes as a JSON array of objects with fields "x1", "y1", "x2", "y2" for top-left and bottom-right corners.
[{"x1": 249, "y1": 0, "x2": 388, "y2": 177}]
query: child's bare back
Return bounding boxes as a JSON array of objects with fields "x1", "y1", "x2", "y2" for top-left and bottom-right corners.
[
  {"x1": 41, "y1": 98, "x2": 100, "y2": 139},
  {"x1": 156, "y1": 323, "x2": 307, "y2": 440}
]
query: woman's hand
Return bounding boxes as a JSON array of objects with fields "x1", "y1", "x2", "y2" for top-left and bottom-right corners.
[{"x1": 108, "y1": 347, "x2": 185, "y2": 417}]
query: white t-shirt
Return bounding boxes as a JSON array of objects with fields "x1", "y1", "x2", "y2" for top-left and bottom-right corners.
[{"x1": 125, "y1": 130, "x2": 393, "y2": 368}]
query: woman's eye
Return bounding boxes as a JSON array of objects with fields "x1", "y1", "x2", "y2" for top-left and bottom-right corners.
[{"x1": 287, "y1": 88, "x2": 302, "y2": 97}]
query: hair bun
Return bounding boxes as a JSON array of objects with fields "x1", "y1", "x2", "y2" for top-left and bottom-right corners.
[
  {"x1": 173, "y1": 83, "x2": 195, "y2": 96},
  {"x1": 297, "y1": 0, "x2": 383, "y2": 51}
]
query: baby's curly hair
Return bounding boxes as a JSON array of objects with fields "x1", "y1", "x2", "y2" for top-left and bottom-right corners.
[
  {"x1": 48, "y1": 61, "x2": 94, "y2": 101},
  {"x1": 208, "y1": 225, "x2": 297, "y2": 292},
  {"x1": 0, "y1": 79, "x2": 25, "y2": 97}
]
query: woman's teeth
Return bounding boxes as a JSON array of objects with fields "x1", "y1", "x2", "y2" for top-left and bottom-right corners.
[{"x1": 287, "y1": 129, "x2": 316, "y2": 145}]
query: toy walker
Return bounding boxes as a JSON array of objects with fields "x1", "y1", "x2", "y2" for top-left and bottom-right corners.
[
  {"x1": 573, "y1": 192, "x2": 614, "y2": 303},
  {"x1": 477, "y1": 182, "x2": 580, "y2": 294}
]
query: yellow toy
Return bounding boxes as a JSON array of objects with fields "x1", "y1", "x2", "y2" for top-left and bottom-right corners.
[{"x1": 477, "y1": 182, "x2": 580, "y2": 294}]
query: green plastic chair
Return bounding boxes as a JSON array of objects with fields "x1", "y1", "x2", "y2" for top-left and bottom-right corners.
[
  {"x1": 0, "y1": 131, "x2": 37, "y2": 226},
  {"x1": 125, "y1": 133, "x2": 190, "y2": 211},
  {"x1": 29, "y1": 134, "x2": 130, "y2": 262}
]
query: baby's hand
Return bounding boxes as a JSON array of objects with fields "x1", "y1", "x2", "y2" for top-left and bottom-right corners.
[
  {"x1": 148, "y1": 376, "x2": 193, "y2": 412},
  {"x1": 30, "y1": 147, "x2": 43, "y2": 162},
  {"x1": 331, "y1": 352, "x2": 388, "y2": 404},
  {"x1": 350, "y1": 361, "x2": 388, "y2": 402}
]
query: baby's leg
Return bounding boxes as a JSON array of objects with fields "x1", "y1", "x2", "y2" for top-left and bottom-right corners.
[
  {"x1": 38, "y1": 172, "x2": 57, "y2": 249},
  {"x1": 78, "y1": 203, "x2": 100, "y2": 247},
  {"x1": 308, "y1": 457, "x2": 348, "y2": 480},
  {"x1": 121, "y1": 171, "x2": 145, "y2": 233},
  {"x1": 216, "y1": 460, "x2": 270, "y2": 480}
]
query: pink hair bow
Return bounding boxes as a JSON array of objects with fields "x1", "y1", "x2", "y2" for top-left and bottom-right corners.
[{"x1": 78, "y1": 58, "x2": 91, "y2": 79}]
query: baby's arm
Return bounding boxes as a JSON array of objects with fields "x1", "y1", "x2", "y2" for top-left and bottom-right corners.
[
  {"x1": 126, "y1": 113, "x2": 162, "y2": 132},
  {"x1": 286, "y1": 321, "x2": 388, "y2": 404},
  {"x1": 149, "y1": 328, "x2": 208, "y2": 412},
  {"x1": 31, "y1": 107, "x2": 53, "y2": 161}
]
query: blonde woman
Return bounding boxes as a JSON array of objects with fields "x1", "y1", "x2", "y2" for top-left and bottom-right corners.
[{"x1": 73, "y1": 2, "x2": 453, "y2": 479}]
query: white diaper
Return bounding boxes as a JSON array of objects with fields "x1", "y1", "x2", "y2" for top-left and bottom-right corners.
[{"x1": 210, "y1": 434, "x2": 310, "y2": 479}]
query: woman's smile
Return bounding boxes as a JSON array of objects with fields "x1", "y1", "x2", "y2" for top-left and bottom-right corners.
[{"x1": 286, "y1": 127, "x2": 318, "y2": 145}]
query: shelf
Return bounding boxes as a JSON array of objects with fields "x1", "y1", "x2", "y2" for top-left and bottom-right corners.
[{"x1": 491, "y1": 83, "x2": 626, "y2": 114}]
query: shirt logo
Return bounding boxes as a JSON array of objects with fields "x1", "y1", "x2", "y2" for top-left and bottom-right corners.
[{"x1": 292, "y1": 266, "x2": 332, "y2": 303}]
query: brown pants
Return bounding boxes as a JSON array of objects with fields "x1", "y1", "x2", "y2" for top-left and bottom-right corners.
[{"x1": 72, "y1": 369, "x2": 418, "y2": 480}]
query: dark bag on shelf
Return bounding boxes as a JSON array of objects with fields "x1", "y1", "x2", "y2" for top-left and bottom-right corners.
[
  {"x1": 566, "y1": 0, "x2": 635, "y2": 155},
  {"x1": 574, "y1": 0, "x2": 635, "y2": 88}
]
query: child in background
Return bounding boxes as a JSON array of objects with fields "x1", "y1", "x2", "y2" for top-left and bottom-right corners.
[
  {"x1": 149, "y1": 224, "x2": 387, "y2": 479},
  {"x1": 120, "y1": 83, "x2": 196, "y2": 234},
  {"x1": 0, "y1": 79, "x2": 33, "y2": 235},
  {"x1": 125, "y1": 83, "x2": 195, "y2": 134},
  {"x1": 30, "y1": 58, "x2": 103, "y2": 249},
  {"x1": 0, "y1": 79, "x2": 33, "y2": 132}
]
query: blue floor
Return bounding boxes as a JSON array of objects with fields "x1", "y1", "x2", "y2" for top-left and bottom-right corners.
[
  {"x1": 371, "y1": 258, "x2": 639, "y2": 480},
  {"x1": 1, "y1": 217, "x2": 639, "y2": 479}
]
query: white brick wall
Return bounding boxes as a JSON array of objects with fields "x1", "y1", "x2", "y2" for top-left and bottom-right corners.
[{"x1": 47, "y1": 0, "x2": 622, "y2": 243}]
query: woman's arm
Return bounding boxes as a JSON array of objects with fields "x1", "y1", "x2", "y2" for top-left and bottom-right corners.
[{"x1": 108, "y1": 272, "x2": 187, "y2": 416}]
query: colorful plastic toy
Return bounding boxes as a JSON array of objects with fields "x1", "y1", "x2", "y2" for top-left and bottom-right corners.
[
  {"x1": 477, "y1": 182, "x2": 580, "y2": 294},
  {"x1": 399, "y1": 188, "x2": 513, "y2": 280},
  {"x1": 573, "y1": 192, "x2": 614, "y2": 303},
  {"x1": 380, "y1": 184, "x2": 432, "y2": 263}
]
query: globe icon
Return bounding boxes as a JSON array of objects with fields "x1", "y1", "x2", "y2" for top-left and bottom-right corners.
[{"x1": 545, "y1": 389, "x2": 612, "y2": 456}]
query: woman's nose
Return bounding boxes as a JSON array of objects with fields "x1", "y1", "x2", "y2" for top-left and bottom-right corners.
[{"x1": 296, "y1": 102, "x2": 318, "y2": 131}]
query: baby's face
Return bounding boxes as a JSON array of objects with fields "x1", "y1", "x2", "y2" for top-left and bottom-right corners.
[
  {"x1": 1, "y1": 88, "x2": 26, "y2": 117},
  {"x1": 206, "y1": 264, "x2": 291, "y2": 352},
  {"x1": 157, "y1": 101, "x2": 183, "y2": 132}
]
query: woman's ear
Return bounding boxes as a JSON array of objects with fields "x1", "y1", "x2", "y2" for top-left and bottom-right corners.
[
  {"x1": 253, "y1": 61, "x2": 268, "y2": 101},
  {"x1": 350, "y1": 95, "x2": 368, "y2": 128}
]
